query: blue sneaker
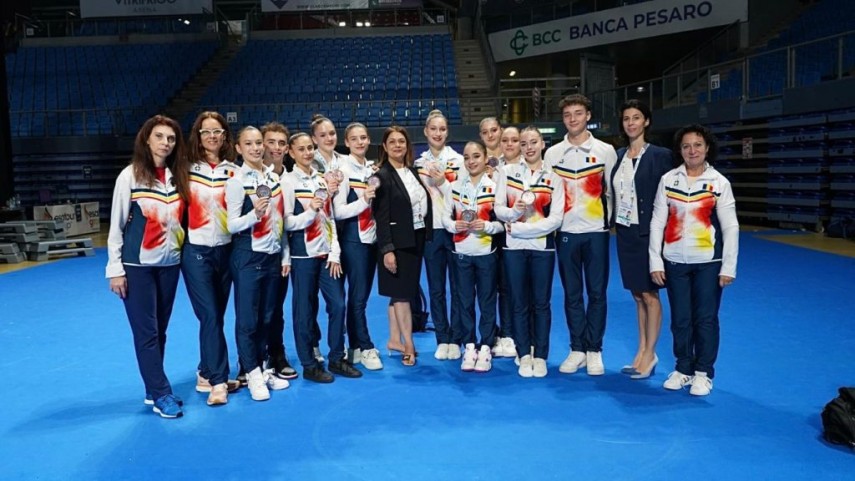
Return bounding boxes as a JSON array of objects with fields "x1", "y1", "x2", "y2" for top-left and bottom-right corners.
[
  {"x1": 145, "y1": 393, "x2": 183, "y2": 406},
  {"x1": 152, "y1": 394, "x2": 183, "y2": 419}
]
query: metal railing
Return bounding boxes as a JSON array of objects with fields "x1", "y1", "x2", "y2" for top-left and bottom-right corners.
[
  {"x1": 498, "y1": 77, "x2": 581, "y2": 124},
  {"x1": 585, "y1": 29, "x2": 855, "y2": 120}
]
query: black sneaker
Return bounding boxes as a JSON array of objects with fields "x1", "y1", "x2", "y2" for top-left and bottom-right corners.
[
  {"x1": 303, "y1": 366, "x2": 334, "y2": 384},
  {"x1": 236, "y1": 367, "x2": 248, "y2": 387},
  {"x1": 269, "y1": 353, "x2": 299, "y2": 380},
  {"x1": 329, "y1": 360, "x2": 363, "y2": 378}
]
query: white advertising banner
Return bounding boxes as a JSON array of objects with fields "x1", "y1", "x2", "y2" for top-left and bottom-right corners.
[
  {"x1": 33, "y1": 202, "x2": 100, "y2": 236},
  {"x1": 489, "y1": 0, "x2": 748, "y2": 62},
  {"x1": 80, "y1": 0, "x2": 214, "y2": 19},
  {"x1": 261, "y1": 0, "x2": 421, "y2": 12}
]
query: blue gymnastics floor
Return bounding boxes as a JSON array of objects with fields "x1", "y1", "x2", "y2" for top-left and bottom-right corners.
[{"x1": 0, "y1": 232, "x2": 853, "y2": 480}]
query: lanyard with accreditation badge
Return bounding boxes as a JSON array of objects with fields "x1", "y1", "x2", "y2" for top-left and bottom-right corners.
[{"x1": 616, "y1": 143, "x2": 647, "y2": 227}]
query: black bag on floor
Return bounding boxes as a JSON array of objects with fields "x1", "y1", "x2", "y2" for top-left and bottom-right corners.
[
  {"x1": 826, "y1": 217, "x2": 855, "y2": 239},
  {"x1": 411, "y1": 285, "x2": 431, "y2": 332},
  {"x1": 821, "y1": 387, "x2": 855, "y2": 449}
]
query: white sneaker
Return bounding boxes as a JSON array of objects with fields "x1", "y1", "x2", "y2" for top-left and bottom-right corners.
[
  {"x1": 500, "y1": 337, "x2": 517, "y2": 358},
  {"x1": 359, "y1": 348, "x2": 383, "y2": 370},
  {"x1": 559, "y1": 351, "x2": 587, "y2": 373},
  {"x1": 533, "y1": 358, "x2": 548, "y2": 378},
  {"x1": 446, "y1": 344, "x2": 462, "y2": 360},
  {"x1": 474, "y1": 345, "x2": 492, "y2": 372},
  {"x1": 461, "y1": 343, "x2": 477, "y2": 371},
  {"x1": 690, "y1": 371, "x2": 713, "y2": 396},
  {"x1": 313, "y1": 347, "x2": 325, "y2": 363},
  {"x1": 246, "y1": 367, "x2": 270, "y2": 401},
  {"x1": 263, "y1": 368, "x2": 290, "y2": 390},
  {"x1": 514, "y1": 355, "x2": 520, "y2": 366},
  {"x1": 586, "y1": 351, "x2": 605, "y2": 376},
  {"x1": 663, "y1": 371, "x2": 694, "y2": 391},
  {"x1": 350, "y1": 348, "x2": 362, "y2": 364},
  {"x1": 434, "y1": 343, "x2": 450, "y2": 360},
  {"x1": 518, "y1": 354, "x2": 534, "y2": 378},
  {"x1": 491, "y1": 338, "x2": 504, "y2": 357}
]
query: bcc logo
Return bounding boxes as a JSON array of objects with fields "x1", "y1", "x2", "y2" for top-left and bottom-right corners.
[{"x1": 510, "y1": 28, "x2": 561, "y2": 57}]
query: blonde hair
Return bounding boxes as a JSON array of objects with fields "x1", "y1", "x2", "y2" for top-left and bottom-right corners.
[
  {"x1": 425, "y1": 109, "x2": 447, "y2": 127},
  {"x1": 479, "y1": 117, "x2": 500, "y2": 130}
]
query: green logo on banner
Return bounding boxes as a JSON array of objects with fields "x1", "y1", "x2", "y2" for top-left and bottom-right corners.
[{"x1": 510, "y1": 29, "x2": 528, "y2": 56}]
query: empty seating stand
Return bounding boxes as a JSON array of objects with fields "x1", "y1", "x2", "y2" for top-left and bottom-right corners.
[
  {"x1": 198, "y1": 33, "x2": 462, "y2": 129},
  {"x1": 6, "y1": 41, "x2": 218, "y2": 137}
]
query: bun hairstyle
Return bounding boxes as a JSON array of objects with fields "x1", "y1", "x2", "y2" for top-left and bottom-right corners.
[{"x1": 425, "y1": 109, "x2": 447, "y2": 127}]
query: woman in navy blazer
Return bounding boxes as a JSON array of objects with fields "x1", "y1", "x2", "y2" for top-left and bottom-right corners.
[
  {"x1": 373, "y1": 126, "x2": 433, "y2": 366},
  {"x1": 610, "y1": 100, "x2": 674, "y2": 380}
]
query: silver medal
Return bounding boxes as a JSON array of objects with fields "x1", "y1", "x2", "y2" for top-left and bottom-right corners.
[
  {"x1": 521, "y1": 190, "x2": 536, "y2": 205},
  {"x1": 255, "y1": 184, "x2": 272, "y2": 199}
]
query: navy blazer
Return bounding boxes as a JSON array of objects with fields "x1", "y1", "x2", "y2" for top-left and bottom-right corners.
[
  {"x1": 373, "y1": 161, "x2": 433, "y2": 254},
  {"x1": 611, "y1": 144, "x2": 675, "y2": 236}
]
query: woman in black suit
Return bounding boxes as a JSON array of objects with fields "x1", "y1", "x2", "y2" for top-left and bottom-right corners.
[
  {"x1": 611, "y1": 100, "x2": 674, "y2": 379},
  {"x1": 373, "y1": 126, "x2": 432, "y2": 366}
]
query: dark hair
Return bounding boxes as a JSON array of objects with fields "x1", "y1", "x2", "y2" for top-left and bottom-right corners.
[
  {"x1": 132, "y1": 115, "x2": 189, "y2": 200},
  {"x1": 558, "y1": 94, "x2": 592, "y2": 113},
  {"x1": 501, "y1": 125, "x2": 520, "y2": 137},
  {"x1": 288, "y1": 132, "x2": 312, "y2": 147},
  {"x1": 619, "y1": 99, "x2": 653, "y2": 145},
  {"x1": 189, "y1": 111, "x2": 234, "y2": 162},
  {"x1": 464, "y1": 140, "x2": 488, "y2": 157},
  {"x1": 378, "y1": 125, "x2": 414, "y2": 167},
  {"x1": 672, "y1": 124, "x2": 718, "y2": 165}
]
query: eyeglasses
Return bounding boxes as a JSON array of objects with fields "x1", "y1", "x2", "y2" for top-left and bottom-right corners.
[{"x1": 199, "y1": 129, "x2": 225, "y2": 137}]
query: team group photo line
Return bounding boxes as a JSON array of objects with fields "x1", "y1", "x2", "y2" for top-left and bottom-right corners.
[{"x1": 107, "y1": 94, "x2": 738, "y2": 418}]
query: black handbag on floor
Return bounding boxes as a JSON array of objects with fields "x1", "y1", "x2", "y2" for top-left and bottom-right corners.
[
  {"x1": 821, "y1": 387, "x2": 855, "y2": 449},
  {"x1": 411, "y1": 285, "x2": 431, "y2": 332}
]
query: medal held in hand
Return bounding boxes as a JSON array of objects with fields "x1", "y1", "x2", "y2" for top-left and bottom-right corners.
[
  {"x1": 521, "y1": 190, "x2": 536, "y2": 205},
  {"x1": 461, "y1": 209, "x2": 477, "y2": 222},
  {"x1": 487, "y1": 157, "x2": 499, "y2": 168},
  {"x1": 367, "y1": 175, "x2": 381, "y2": 188},
  {"x1": 255, "y1": 184, "x2": 272, "y2": 199},
  {"x1": 314, "y1": 188, "x2": 329, "y2": 201},
  {"x1": 325, "y1": 170, "x2": 344, "y2": 184},
  {"x1": 427, "y1": 160, "x2": 440, "y2": 175}
]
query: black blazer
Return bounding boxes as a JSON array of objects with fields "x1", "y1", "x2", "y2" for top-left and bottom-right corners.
[
  {"x1": 373, "y1": 161, "x2": 433, "y2": 254},
  {"x1": 611, "y1": 144, "x2": 675, "y2": 235}
]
